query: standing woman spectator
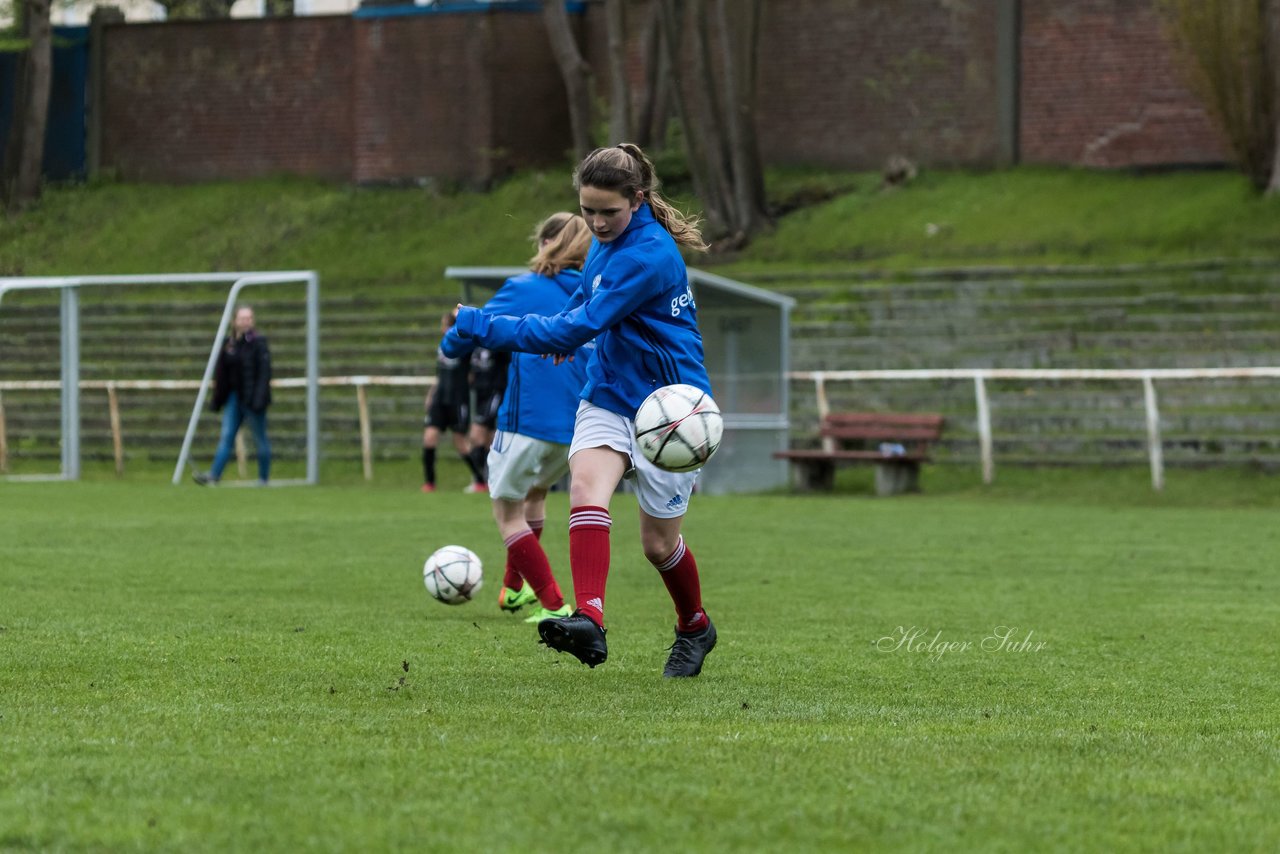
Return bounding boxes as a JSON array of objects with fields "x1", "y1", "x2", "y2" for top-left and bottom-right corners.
[
  {"x1": 194, "y1": 305, "x2": 273, "y2": 486},
  {"x1": 443, "y1": 212, "x2": 591, "y2": 624},
  {"x1": 447, "y1": 145, "x2": 717, "y2": 678}
]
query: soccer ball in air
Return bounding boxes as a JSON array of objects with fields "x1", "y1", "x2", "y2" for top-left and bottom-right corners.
[
  {"x1": 633, "y1": 384, "x2": 724, "y2": 473},
  {"x1": 423, "y1": 545, "x2": 484, "y2": 605}
]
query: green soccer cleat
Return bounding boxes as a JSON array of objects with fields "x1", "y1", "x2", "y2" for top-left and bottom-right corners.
[
  {"x1": 523, "y1": 602, "x2": 573, "y2": 624},
  {"x1": 498, "y1": 581, "x2": 538, "y2": 613}
]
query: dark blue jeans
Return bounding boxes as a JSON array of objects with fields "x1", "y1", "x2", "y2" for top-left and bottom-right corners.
[{"x1": 210, "y1": 391, "x2": 271, "y2": 482}]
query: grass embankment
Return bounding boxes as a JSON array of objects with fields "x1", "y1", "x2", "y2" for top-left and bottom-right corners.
[{"x1": 2, "y1": 166, "x2": 1277, "y2": 291}]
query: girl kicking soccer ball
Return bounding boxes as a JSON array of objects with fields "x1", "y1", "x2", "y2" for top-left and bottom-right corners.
[{"x1": 448, "y1": 144, "x2": 716, "y2": 678}]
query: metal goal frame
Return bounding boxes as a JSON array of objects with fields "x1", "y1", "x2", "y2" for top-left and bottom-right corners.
[{"x1": 0, "y1": 272, "x2": 319, "y2": 485}]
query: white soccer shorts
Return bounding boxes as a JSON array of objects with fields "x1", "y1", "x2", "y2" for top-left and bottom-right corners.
[
  {"x1": 568, "y1": 401, "x2": 698, "y2": 519},
  {"x1": 486, "y1": 430, "x2": 571, "y2": 501}
]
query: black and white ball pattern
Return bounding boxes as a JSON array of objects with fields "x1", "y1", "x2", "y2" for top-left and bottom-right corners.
[
  {"x1": 634, "y1": 384, "x2": 724, "y2": 473},
  {"x1": 423, "y1": 545, "x2": 484, "y2": 605}
]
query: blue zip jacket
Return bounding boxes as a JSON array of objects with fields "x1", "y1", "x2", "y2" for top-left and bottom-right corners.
[
  {"x1": 452, "y1": 203, "x2": 711, "y2": 419},
  {"x1": 442, "y1": 269, "x2": 587, "y2": 444}
]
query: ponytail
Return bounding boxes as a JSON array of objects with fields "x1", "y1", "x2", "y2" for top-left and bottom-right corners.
[
  {"x1": 528, "y1": 213, "x2": 591, "y2": 276},
  {"x1": 574, "y1": 144, "x2": 708, "y2": 252}
]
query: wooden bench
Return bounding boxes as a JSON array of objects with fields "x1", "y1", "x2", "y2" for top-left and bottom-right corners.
[{"x1": 774, "y1": 412, "x2": 945, "y2": 495}]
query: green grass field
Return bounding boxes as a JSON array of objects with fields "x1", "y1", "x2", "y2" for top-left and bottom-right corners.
[{"x1": 2, "y1": 471, "x2": 1277, "y2": 851}]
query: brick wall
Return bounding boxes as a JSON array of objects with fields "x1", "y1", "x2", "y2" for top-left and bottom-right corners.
[
  {"x1": 351, "y1": 12, "x2": 570, "y2": 184},
  {"x1": 99, "y1": 0, "x2": 1231, "y2": 184},
  {"x1": 581, "y1": 0, "x2": 1003, "y2": 170},
  {"x1": 351, "y1": 14, "x2": 493, "y2": 184},
  {"x1": 1020, "y1": 0, "x2": 1227, "y2": 167},
  {"x1": 754, "y1": 0, "x2": 1004, "y2": 169},
  {"x1": 101, "y1": 10, "x2": 572, "y2": 185},
  {"x1": 103, "y1": 18, "x2": 356, "y2": 182},
  {"x1": 485, "y1": 15, "x2": 576, "y2": 177}
]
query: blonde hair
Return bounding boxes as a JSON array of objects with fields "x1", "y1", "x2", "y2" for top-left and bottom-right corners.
[
  {"x1": 573, "y1": 143, "x2": 708, "y2": 252},
  {"x1": 528, "y1": 212, "x2": 591, "y2": 276}
]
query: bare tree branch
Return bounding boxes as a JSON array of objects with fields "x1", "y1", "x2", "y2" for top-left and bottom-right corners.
[
  {"x1": 1267, "y1": 0, "x2": 1280, "y2": 193},
  {"x1": 604, "y1": 0, "x2": 631, "y2": 144},
  {"x1": 3, "y1": 0, "x2": 53, "y2": 211},
  {"x1": 634, "y1": 0, "x2": 666, "y2": 149},
  {"x1": 543, "y1": 0, "x2": 595, "y2": 160},
  {"x1": 715, "y1": 0, "x2": 769, "y2": 236},
  {"x1": 657, "y1": 0, "x2": 728, "y2": 238},
  {"x1": 154, "y1": 0, "x2": 238, "y2": 18},
  {"x1": 1162, "y1": 0, "x2": 1275, "y2": 190}
]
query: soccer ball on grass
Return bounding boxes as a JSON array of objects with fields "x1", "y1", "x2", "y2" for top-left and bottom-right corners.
[
  {"x1": 423, "y1": 545, "x2": 483, "y2": 605},
  {"x1": 633, "y1": 383, "x2": 723, "y2": 473}
]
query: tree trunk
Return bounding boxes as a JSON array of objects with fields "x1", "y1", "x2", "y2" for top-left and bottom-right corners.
[
  {"x1": 657, "y1": 0, "x2": 769, "y2": 246},
  {"x1": 634, "y1": 0, "x2": 665, "y2": 149},
  {"x1": 4, "y1": 0, "x2": 53, "y2": 211},
  {"x1": 1267, "y1": 0, "x2": 1280, "y2": 193},
  {"x1": 156, "y1": 0, "x2": 237, "y2": 17},
  {"x1": 543, "y1": 0, "x2": 595, "y2": 161},
  {"x1": 604, "y1": 0, "x2": 631, "y2": 144},
  {"x1": 715, "y1": 0, "x2": 770, "y2": 237},
  {"x1": 198, "y1": 0, "x2": 236, "y2": 16},
  {"x1": 657, "y1": 0, "x2": 729, "y2": 238},
  {"x1": 686, "y1": 0, "x2": 735, "y2": 226}
]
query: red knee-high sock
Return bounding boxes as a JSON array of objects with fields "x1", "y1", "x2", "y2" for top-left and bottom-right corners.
[
  {"x1": 652, "y1": 536, "x2": 709, "y2": 633},
  {"x1": 569, "y1": 505, "x2": 611, "y2": 626},
  {"x1": 502, "y1": 552, "x2": 523, "y2": 592},
  {"x1": 504, "y1": 518, "x2": 546, "y2": 590},
  {"x1": 504, "y1": 529, "x2": 563, "y2": 610}
]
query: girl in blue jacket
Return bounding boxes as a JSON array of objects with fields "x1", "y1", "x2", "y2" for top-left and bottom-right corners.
[
  {"x1": 443, "y1": 213, "x2": 591, "y2": 625},
  {"x1": 449, "y1": 144, "x2": 717, "y2": 678}
]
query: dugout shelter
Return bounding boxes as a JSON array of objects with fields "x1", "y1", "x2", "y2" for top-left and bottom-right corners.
[{"x1": 446, "y1": 266, "x2": 795, "y2": 494}]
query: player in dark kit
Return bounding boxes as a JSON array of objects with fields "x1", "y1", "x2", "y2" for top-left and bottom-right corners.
[
  {"x1": 463, "y1": 346, "x2": 509, "y2": 493},
  {"x1": 422, "y1": 310, "x2": 486, "y2": 493},
  {"x1": 441, "y1": 212, "x2": 592, "y2": 625}
]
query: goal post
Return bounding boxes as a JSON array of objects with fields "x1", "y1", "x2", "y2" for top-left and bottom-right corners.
[
  {"x1": 0, "y1": 278, "x2": 84, "y2": 480},
  {"x1": 172, "y1": 271, "x2": 320, "y2": 485},
  {"x1": 0, "y1": 271, "x2": 320, "y2": 485}
]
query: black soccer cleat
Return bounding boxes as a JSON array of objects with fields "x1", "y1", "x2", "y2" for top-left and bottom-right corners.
[
  {"x1": 538, "y1": 611, "x2": 608, "y2": 668},
  {"x1": 663, "y1": 618, "x2": 717, "y2": 678}
]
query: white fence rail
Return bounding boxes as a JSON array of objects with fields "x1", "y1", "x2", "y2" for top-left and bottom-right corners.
[
  {"x1": 0, "y1": 376, "x2": 434, "y2": 481},
  {"x1": 7, "y1": 368, "x2": 1280, "y2": 490},
  {"x1": 790, "y1": 368, "x2": 1280, "y2": 491}
]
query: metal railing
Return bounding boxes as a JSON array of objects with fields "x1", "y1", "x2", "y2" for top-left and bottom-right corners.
[
  {"x1": 792, "y1": 367, "x2": 1280, "y2": 490},
  {"x1": 0, "y1": 375, "x2": 433, "y2": 482},
  {"x1": 7, "y1": 368, "x2": 1280, "y2": 490}
]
